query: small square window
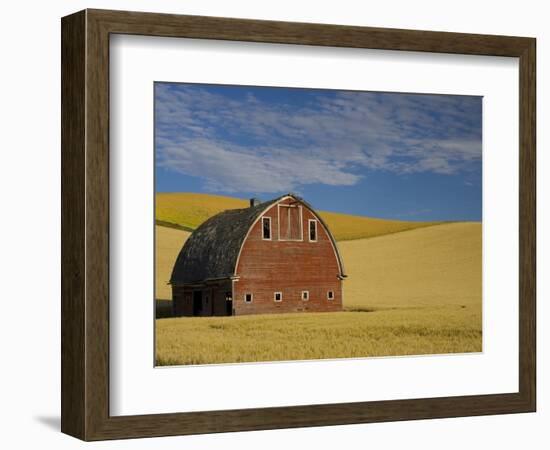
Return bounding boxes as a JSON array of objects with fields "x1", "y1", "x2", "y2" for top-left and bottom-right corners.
[
  {"x1": 244, "y1": 293, "x2": 253, "y2": 303},
  {"x1": 327, "y1": 291, "x2": 334, "y2": 300},
  {"x1": 301, "y1": 291, "x2": 309, "y2": 301},
  {"x1": 274, "y1": 292, "x2": 283, "y2": 302}
]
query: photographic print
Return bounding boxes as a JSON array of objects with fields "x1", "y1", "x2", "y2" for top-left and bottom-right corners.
[{"x1": 154, "y1": 82, "x2": 482, "y2": 366}]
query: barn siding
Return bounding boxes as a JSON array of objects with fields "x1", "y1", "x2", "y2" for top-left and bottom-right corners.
[{"x1": 234, "y1": 198, "x2": 343, "y2": 315}]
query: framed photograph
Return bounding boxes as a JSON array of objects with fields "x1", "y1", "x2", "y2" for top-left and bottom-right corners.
[{"x1": 61, "y1": 9, "x2": 536, "y2": 440}]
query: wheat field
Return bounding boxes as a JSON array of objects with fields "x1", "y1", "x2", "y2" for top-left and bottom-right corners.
[
  {"x1": 156, "y1": 307, "x2": 481, "y2": 365},
  {"x1": 155, "y1": 225, "x2": 189, "y2": 301},
  {"x1": 156, "y1": 193, "x2": 248, "y2": 231},
  {"x1": 155, "y1": 220, "x2": 482, "y2": 365},
  {"x1": 339, "y1": 222, "x2": 482, "y2": 309}
]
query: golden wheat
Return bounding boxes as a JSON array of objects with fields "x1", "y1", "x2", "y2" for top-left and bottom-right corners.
[
  {"x1": 154, "y1": 220, "x2": 482, "y2": 365},
  {"x1": 338, "y1": 222, "x2": 482, "y2": 309},
  {"x1": 156, "y1": 192, "x2": 248, "y2": 231},
  {"x1": 155, "y1": 225, "x2": 190, "y2": 300},
  {"x1": 156, "y1": 307, "x2": 481, "y2": 365}
]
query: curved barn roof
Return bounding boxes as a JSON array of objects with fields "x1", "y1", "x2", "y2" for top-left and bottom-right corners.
[{"x1": 170, "y1": 194, "x2": 346, "y2": 285}]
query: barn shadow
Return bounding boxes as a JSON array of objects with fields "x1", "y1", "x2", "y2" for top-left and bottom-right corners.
[{"x1": 156, "y1": 299, "x2": 174, "y2": 318}]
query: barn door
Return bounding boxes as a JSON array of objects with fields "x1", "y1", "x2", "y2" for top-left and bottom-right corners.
[
  {"x1": 279, "y1": 204, "x2": 302, "y2": 240},
  {"x1": 192, "y1": 291, "x2": 203, "y2": 316}
]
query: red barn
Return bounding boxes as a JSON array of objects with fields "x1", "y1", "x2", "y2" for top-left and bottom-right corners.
[{"x1": 170, "y1": 194, "x2": 347, "y2": 316}]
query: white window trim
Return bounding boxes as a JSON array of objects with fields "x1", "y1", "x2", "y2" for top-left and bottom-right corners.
[
  {"x1": 308, "y1": 219, "x2": 318, "y2": 242},
  {"x1": 301, "y1": 290, "x2": 309, "y2": 301},
  {"x1": 277, "y1": 204, "x2": 303, "y2": 241},
  {"x1": 261, "y1": 216, "x2": 272, "y2": 241},
  {"x1": 244, "y1": 293, "x2": 253, "y2": 303},
  {"x1": 274, "y1": 291, "x2": 283, "y2": 302},
  {"x1": 327, "y1": 291, "x2": 334, "y2": 300}
]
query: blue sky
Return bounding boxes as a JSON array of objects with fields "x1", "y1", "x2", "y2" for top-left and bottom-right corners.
[{"x1": 155, "y1": 82, "x2": 482, "y2": 221}]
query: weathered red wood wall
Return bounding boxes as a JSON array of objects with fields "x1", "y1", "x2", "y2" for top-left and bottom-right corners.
[{"x1": 234, "y1": 198, "x2": 343, "y2": 315}]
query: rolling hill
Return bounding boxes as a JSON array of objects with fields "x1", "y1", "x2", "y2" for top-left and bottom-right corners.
[
  {"x1": 155, "y1": 222, "x2": 481, "y2": 308},
  {"x1": 338, "y1": 222, "x2": 482, "y2": 309},
  {"x1": 155, "y1": 225, "x2": 190, "y2": 301},
  {"x1": 155, "y1": 192, "x2": 442, "y2": 241}
]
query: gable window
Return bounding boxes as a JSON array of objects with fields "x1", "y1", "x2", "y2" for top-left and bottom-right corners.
[
  {"x1": 309, "y1": 219, "x2": 317, "y2": 242},
  {"x1": 262, "y1": 216, "x2": 271, "y2": 240},
  {"x1": 274, "y1": 292, "x2": 283, "y2": 302},
  {"x1": 301, "y1": 291, "x2": 309, "y2": 301},
  {"x1": 327, "y1": 291, "x2": 334, "y2": 300},
  {"x1": 244, "y1": 293, "x2": 253, "y2": 303}
]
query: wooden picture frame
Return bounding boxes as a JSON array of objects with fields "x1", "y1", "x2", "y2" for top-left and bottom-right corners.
[{"x1": 61, "y1": 9, "x2": 536, "y2": 441}]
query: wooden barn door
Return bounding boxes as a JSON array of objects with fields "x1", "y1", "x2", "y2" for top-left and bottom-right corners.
[{"x1": 279, "y1": 204, "x2": 302, "y2": 240}]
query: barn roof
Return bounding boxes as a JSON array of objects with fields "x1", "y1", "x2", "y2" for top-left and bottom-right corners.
[
  {"x1": 170, "y1": 196, "x2": 280, "y2": 284},
  {"x1": 170, "y1": 194, "x2": 346, "y2": 285}
]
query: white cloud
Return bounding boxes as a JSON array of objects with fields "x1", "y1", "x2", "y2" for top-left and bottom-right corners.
[{"x1": 155, "y1": 84, "x2": 482, "y2": 193}]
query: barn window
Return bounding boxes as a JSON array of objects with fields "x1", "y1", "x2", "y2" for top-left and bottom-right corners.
[
  {"x1": 262, "y1": 216, "x2": 271, "y2": 240},
  {"x1": 327, "y1": 291, "x2": 334, "y2": 300},
  {"x1": 244, "y1": 293, "x2": 253, "y2": 303},
  {"x1": 301, "y1": 291, "x2": 309, "y2": 301},
  {"x1": 274, "y1": 292, "x2": 283, "y2": 302},
  {"x1": 309, "y1": 219, "x2": 317, "y2": 242}
]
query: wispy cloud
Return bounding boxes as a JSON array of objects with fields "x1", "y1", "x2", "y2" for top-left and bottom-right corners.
[{"x1": 155, "y1": 83, "x2": 482, "y2": 194}]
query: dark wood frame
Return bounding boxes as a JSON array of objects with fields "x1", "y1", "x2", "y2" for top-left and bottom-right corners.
[{"x1": 61, "y1": 9, "x2": 536, "y2": 441}]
